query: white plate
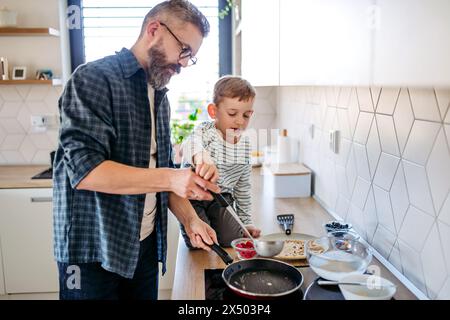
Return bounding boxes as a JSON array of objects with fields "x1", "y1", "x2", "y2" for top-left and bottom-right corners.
[{"x1": 259, "y1": 233, "x2": 317, "y2": 260}]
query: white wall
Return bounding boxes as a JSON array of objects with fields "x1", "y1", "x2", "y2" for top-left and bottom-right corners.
[
  {"x1": 247, "y1": 86, "x2": 278, "y2": 150},
  {"x1": 0, "y1": 85, "x2": 61, "y2": 164},
  {"x1": 277, "y1": 85, "x2": 450, "y2": 299},
  {"x1": 0, "y1": 0, "x2": 70, "y2": 164}
]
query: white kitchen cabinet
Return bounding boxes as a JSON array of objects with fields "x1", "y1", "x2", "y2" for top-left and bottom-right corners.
[
  {"x1": 373, "y1": 0, "x2": 450, "y2": 86},
  {"x1": 0, "y1": 188, "x2": 58, "y2": 294},
  {"x1": 0, "y1": 240, "x2": 5, "y2": 295},
  {"x1": 279, "y1": 0, "x2": 372, "y2": 86},
  {"x1": 240, "y1": 0, "x2": 280, "y2": 86}
]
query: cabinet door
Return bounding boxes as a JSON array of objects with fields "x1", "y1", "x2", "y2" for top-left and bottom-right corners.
[
  {"x1": 280, "y1": 0, "x2": 372, "y2": 86},
  {"x1": 241, "y1": 0, "x2": 280, "y2": 86},
  {"x1": 373, "y1": 0, "x2": 450, "y2": 86},
  {"x1": 0, "y1": 189, "x2": 58, "y2": 293},
  {"x1": 0, "y1": 242, "x2": 4, "y2": 295}
]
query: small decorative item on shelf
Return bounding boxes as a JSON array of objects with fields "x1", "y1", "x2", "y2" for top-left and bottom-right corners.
[
  {"x1": 0, "y1": 7, "x2": 18, "y2": 27},
  {"x1": 36, "y1": 69, "x2": 53, "y2": 80},
  {"x1": 12, "y1": 66, "x2": 26, "y2": 80},
  {"x1": 0, "y1": 56, "x2": 9, "y2": 80}
]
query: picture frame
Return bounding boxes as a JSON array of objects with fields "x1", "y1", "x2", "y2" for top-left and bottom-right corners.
[{"x1": 12, "y1": 66, "x2": 26, "y2": 80}]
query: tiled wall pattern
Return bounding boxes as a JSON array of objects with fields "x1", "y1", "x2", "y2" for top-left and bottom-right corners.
[
  {"x1": 0, "y1": 85, "x2": 62, "y2": 165},
  {"x1": 248, "y1": 86, "x2": 278, "y2": 147},
  {"x1": 0, "y1": 85, "x2": 277, "y2": 165},
  {"x1": 277, "y1": 86, "x2": 450, "y2": 300}
]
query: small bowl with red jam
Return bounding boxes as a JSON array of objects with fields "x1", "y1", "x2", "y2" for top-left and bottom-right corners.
[{"x1": 231, "y1": 238, "x2": 257, "y2": 260}]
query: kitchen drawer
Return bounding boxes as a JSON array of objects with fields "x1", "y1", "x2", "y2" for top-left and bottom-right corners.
[
  {"x1": 0, "y1": 188, "x2": 58, "y2": 293},
  {"x1": 0, "y1": 239, "x2": 4, "y2": 295}
]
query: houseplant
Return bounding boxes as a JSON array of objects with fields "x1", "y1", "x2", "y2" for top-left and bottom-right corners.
[{"x1": 170, "y1": 107, "x2": 201, "y2": 164}]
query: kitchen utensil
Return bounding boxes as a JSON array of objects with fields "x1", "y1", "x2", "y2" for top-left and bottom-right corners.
[
  {"x1": 277, "y1": 214, "x2": 294, "y2": 235},
  {"x1": 211, "y1": 192, "x2": 284, "y2": 257},
  {"x1": 208, "y1": 243, "x2": 304, "y2": 299},
  {"x1": 259, "y1": 232, "x2": 315, "y2": 241},
  {"x1": 305, "y1": 236, "x2": 372, "y2": 281},
  {"x1": 318, "y1": 280, "x2": 396, "y2": 289},
  {"x1": 337, "y1": 274, "x2": 397, "y2": 300},
  {"x1": 304, "y1": 277, "x2": 345, "y2": 300}
]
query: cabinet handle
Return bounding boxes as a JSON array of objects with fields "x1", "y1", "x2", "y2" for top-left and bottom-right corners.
[{"x1": 30, "y1": 197, "x2": 53, "y2": 203}]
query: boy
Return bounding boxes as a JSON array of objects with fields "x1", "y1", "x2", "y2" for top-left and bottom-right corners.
[{"x1": 180, "y1": 75, "x2": 261, "y2": 248}]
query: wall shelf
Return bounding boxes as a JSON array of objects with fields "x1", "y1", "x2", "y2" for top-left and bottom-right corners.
[
  {"x1": 0, "y1": 27, "x2": 60, "y2": 37},
  {"x1": 0, "y1": 79, "x2": 62, "y2": 85}
]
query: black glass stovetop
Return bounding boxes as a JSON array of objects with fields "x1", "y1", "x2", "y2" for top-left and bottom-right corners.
[
  {"x1": 31, "y1": 167, "x2": 52, "y2": 179},
  {"x1": 205, "y1": 268, "x2": 395, "y2": 300}
]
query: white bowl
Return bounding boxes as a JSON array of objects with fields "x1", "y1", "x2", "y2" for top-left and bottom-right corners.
[
  {"x1": 305, "y1": 237, "x2": 372, "y2": 281},
  {"x1": 338, "y1": 274, "x2": 396, "y2": 300}
]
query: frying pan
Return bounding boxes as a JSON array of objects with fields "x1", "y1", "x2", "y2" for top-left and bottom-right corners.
[{"x1": 209, "y1": 244, "x2": 304, "y2": 299}]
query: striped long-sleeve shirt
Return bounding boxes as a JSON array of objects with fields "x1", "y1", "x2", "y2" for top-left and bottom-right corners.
[{"x1": 181, "y1": 121, "x2": 253, "y2": 225}]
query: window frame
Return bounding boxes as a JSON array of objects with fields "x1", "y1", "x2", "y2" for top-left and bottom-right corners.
[
  {"x1": 68, "y1": 0, "x2": 85, "y2": 72},
  {"x1": 68, "y1": 0, "x2": 232, "y2": 75}
]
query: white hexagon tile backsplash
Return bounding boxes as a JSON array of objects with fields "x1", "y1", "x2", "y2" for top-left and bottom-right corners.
[
  {"x1": 278, "y1": 86, "x2": 450, "y2": 299},
  {"x1": 0, "y1": 85, "x2": 62, "y2": 165}
]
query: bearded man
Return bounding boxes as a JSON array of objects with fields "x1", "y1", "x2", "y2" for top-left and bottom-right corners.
[{"x1": 53, "y1": 0, "x2": 220, "y2": 300}]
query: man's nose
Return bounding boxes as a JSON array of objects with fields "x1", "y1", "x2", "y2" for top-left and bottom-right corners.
[{"x1": 178, "y1": 56, "x2": 189, "y2": 68}]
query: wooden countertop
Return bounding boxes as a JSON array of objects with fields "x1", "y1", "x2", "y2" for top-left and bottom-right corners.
[
  {"x1": 171, "y1": 167, "x2": 417, "y2": 300},
  {"x1": 0, "y1": 165, "x2": 52, "y2": 189}
]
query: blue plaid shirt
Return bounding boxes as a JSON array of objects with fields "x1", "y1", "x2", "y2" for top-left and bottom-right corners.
[{"x1": 53, "y1": 48, "x2": 173, "y2": 278}]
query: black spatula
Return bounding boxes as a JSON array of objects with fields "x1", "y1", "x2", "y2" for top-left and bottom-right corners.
[{"x1": 277, "y1": 214, "x2": 294, "y2": 235}]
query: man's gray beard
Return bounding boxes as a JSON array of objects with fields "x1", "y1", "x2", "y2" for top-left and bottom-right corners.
[{"x1": 146, "y1": 45, "x2": 179, "y2": 90}]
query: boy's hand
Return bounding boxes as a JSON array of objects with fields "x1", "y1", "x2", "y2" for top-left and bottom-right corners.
[
  {"x1": 245, "y1": 225, "x2": 261, "y2": 238},
  {"x1": 195, "y1": 163, "x2": 219, "y2": 184},
  {"x1": 193, "y1": 151, "x2": 219, "y2": 183}
]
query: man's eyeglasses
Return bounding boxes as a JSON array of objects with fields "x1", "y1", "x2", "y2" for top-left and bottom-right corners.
[{"x1": 160, "y1": 22, "x2": 197, "y2": 66}]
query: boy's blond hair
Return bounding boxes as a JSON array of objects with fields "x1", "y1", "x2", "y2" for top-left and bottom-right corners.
[{"x1": 213, "y1": 75, "x2": 256, "y2": 105}]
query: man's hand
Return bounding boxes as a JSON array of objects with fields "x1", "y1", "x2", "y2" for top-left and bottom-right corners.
[
  {"x1": 184, "y1": 215, "x2": 218, "y2": 251},
  {"x1": 169, "y1": 168, "x2": 220, "y2": 200}
]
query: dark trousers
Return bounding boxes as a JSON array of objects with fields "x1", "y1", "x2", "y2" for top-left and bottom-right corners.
[
  {"x1": 57, "y1": 232, "x2": 159, "y2": 300},
  {"x1": 180, "y1": 193, "x2": 244, "y2": 248}
]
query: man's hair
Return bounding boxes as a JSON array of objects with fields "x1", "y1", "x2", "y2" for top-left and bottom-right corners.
[
  {"x1": 213, "y1": 75, "x2": 256, "y2": 105},
  {"x1": 139, "y1": 0, "x2": 210, "y2": 38}
]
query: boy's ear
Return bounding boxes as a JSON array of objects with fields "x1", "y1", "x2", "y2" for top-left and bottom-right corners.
[{"x1": 207, "y1": 103, "x2": 217, "y2": 119}]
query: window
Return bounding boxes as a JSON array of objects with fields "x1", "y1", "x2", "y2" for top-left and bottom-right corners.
[{"x1": 68, "y1": 0, "x2": 231, "y2": 122}]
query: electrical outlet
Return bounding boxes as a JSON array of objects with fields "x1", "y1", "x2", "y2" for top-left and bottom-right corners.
[
  {"x1": 30, "y1": 114, "x2": 58, "y2": 131},
  {"x1": 31, "y1": 115, "x2": 46, "y2": 127},
  {"x1": 329, "y1": 130, "x2": 340, "y2": 154}
]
